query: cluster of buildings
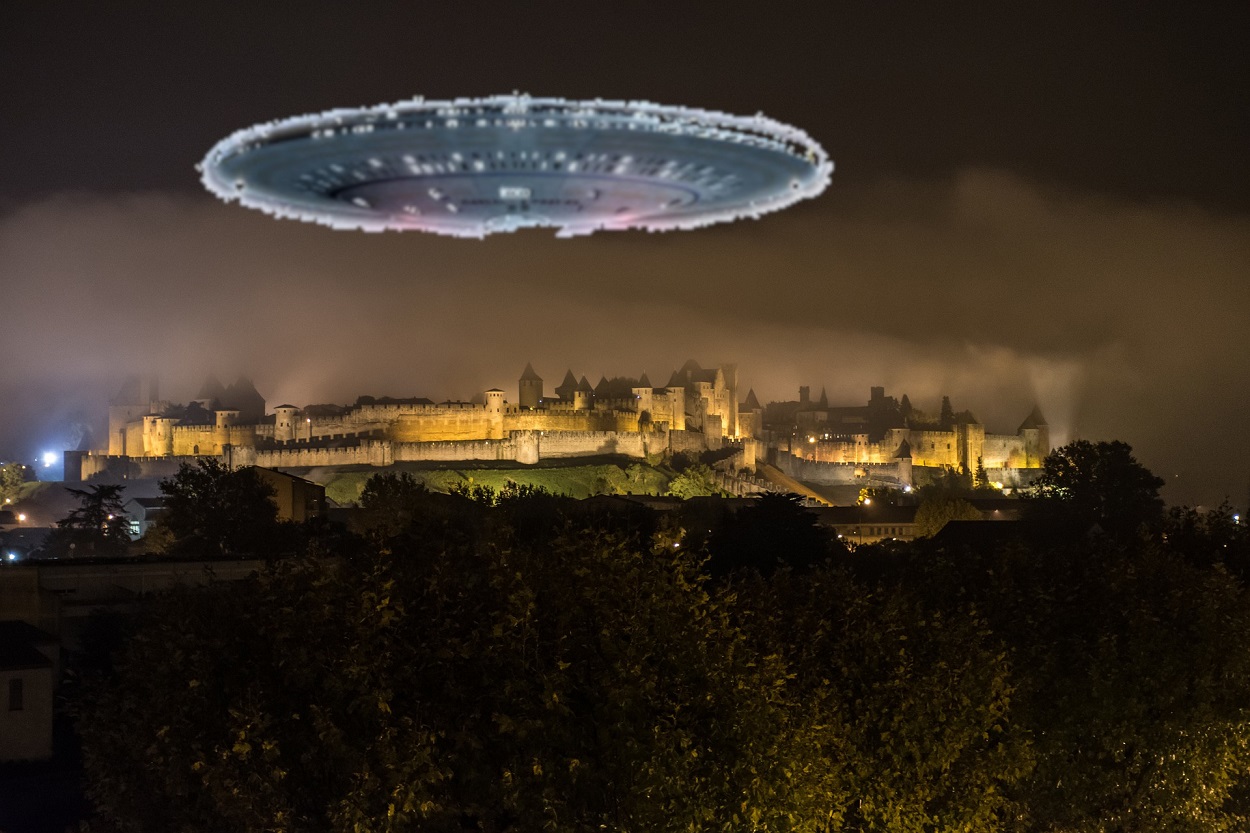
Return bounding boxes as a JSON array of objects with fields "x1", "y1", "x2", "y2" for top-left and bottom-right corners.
[{"x1": 68, "y1": 360, "x2": 1049, "y2": 492}]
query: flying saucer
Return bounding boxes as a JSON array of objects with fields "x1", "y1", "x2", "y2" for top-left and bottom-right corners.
[{"x1": 199, "y1": 95, "x2": 832, "y2": 238}]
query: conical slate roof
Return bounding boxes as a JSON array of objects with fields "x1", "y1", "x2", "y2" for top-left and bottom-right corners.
[
  {"x1": 742, "y1": 388, "x2": 761, "y2": 411},
  {"x1": 227, "y1": 375, "x2": 260, "y2": 398},
  {"x1": 893, "y1": 439, "x2": 913, "y2": 459},
  {"x1": 638, "y1": 372, "x2": 652, "y2": 388},
  {"x1": 560, "y1": 369, "x2": 577, "y2": 387},
  {"x1": 666, "y1": 369, "x2": 685, "y2": 388},
  {"x1": 1019, "y1": 405, "x2": 1048, "y2": 430},
  {"x1": 818, "y1": 387, "x2": 828, "y2": 408},
  {"x1": 196, "y1": 374, "x2": 227, "y2": 403},
  {"x1": 578, "y1": 375, "x2": 594, "y2": 392},
  {"x1": 520, "y1": 362, "x2": 542, "y2": 382},
  {"x1": 110, "y1": 375, "x2": 143, "y2": 406}
]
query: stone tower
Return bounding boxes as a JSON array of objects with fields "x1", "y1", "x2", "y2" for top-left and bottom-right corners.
[
  {"x1": 519, "y1": 363, "x2": 543, "y2": 409},
  {"x1": 1018, "y1": 406, "x2": 1050, "y2": 468},
  {"x1": 107, "y1": 374, "x2": 163, "y2": 455},
  {"x1": 484, "y1": 389, "x2": 506, "y2": 439},
  {"x1": 273, "y1": 405, "x2": 299, "y2": 442},
  {"x1": 214, "y1": 409, "x2": 239, "y2": 454}
]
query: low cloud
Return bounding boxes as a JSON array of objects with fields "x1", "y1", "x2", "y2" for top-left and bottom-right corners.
[{"x1": 1, "y1": 171, "x2": 1246, "y2": 505}]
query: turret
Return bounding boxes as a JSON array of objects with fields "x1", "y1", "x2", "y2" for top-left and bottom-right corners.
[
  {"x1": 519, "y1": 363, "x2": 543, "y2": 409},
  {"x1": 484, "y1": 389, "x2": 505, "y2": 439},
  {"x1": 554, "y1": 370, "x2": 579, "y2": 402},
  {"x1": 273, "y1": 405, "x2": 299, "y2": 442},
  {"x1": 574, "y1": 376, "x2": 595, "y2": 410},
  {"x1": 665, "y1": 385, "x2": 687, "y2": 431},
  {"x1": 1018, "y1": 406, "x2": 1050, "y2": 467},
  {"x1": 214, "y1": 409, "x2": 240, "y2": 454},
  {"x1": 632, "y1": 377, "x2": 654, "y2": 418}
]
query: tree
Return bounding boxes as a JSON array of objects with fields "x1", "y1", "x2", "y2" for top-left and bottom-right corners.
[
  {"x1": 913, "y1": 493, "x2": 982, "y2": 537},
  {"x1": 76, "y1": 525, "x2": 797, "y2": 832},
  {"x1": 0, "y1": 461, "x2": 28, "y2": 505},
  {"x1": 735, "y1": 566, "x2": 1033, "y2": 831},
  {"x1": 664, "y1": 463, "x2": 726, "y2": 499},
  {"x1": 1026, "y1": 440, "x2": 1165, "y2": 539},
  {"x1": 158, "y1": 460, "x2": 284, "y2": 557},
  {"x1": 1162, "y1": 501, "x2": 1250, "y2": 576},
  {"x1": 45, "y1": 483, "x2": 131, "y2": 557},
  {"x1": 883, "y1": 527, "x2": 1250, "y2": 831},
  {"x1": 706, "y1": 492, "x2": 834, "y2": 577},
  {"x1": 973, "y1": 455, "x2": 991, "y2": 490},
  {"x1": 357, "y1": 471, "x2": 438, "y2": 536},
  {"x1": 939, "y1": 395, "x2": 955, "y2": 429},
  {"x1": 917, "y1": 464, "x2": 973, "y2": 497}
]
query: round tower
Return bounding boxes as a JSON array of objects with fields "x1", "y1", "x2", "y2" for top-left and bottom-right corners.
[
  {"x1": 273, "y1": 405, "x2": 299, "y2": 442},
  {"x1": 154, "y1": 417, "x2": 175, "y2": 457},
  {"x1": 484, "y1": 389, "x2": 506, "y2": 440},
  {"x1": 518, "y1": 363, "x2": 543, "y2": 410},
  {"x1": 214, "y1": 409, "x2": 240, "y2": 454}
]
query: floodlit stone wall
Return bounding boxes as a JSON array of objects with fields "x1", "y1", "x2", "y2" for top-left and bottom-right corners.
[
  {"x1": 388, "y1": 409, "x2": 501, "y2": 442},
  {"x1": 777, "y1": 455, "x2": 911, "y2": 487}
]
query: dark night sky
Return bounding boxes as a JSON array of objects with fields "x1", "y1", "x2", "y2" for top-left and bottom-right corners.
[{"x1": 1, "y1": 1, "x2": 1247, "y2": 506}]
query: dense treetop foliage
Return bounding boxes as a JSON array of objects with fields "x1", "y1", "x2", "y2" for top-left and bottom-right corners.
[
  {"x1": 156, "y1": 459, "x2": 293, "y2": 558},
  {"x1": 44, "y1": 483, "x2": 131, "y2": 557},
  {"x1": 1025, "y1": 439, "x2": 1166, "y2": 540},
  {"x1": 0, "y1": 461, "x2": 29, "y2": 505},
  {"x1": 72, "y1": 442, "x2": 1250, "y2": 832}
]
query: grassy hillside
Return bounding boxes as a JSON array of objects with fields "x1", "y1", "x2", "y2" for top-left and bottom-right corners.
[{"x1": 316, "y1": 462, "x2": 671, "y2": 506}]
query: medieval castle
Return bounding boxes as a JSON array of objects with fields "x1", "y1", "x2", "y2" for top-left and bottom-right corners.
[{"x1": 70, "y1": 361, "x2": 1049, "y2": 492}]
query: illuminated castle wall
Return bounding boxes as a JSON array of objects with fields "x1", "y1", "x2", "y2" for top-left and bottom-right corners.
[
  {"x1": 88, "y1": 365, "x2": 1047, "y2": 491},
  {"x1": 765, "y1": 387, "x2": 1049, "y2": 488},
  {"x1": 98, "y1": 361, "x2": 741, "y2": 460}
]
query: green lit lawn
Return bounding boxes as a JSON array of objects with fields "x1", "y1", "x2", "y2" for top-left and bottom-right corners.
[{"x1": 318, "y1": 463, "x2": 671, "y2": 506}]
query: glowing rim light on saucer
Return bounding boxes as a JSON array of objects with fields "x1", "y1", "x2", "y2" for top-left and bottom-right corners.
[{"x1": 199, "y1": 94, "x2": 832, "y2": 238}]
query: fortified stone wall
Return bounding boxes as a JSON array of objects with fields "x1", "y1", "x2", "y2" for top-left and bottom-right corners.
[
  {"x1": 247, "y1": 444, "x2": 380, "y2": 469},
  {"x1": 388, "y1": 409, "x2": 500, "y2": 442},
  {"x1": 171, "y1": 426, "x2": 215, "y2": 456},
  {"x1": 392, "y1": 439, "x2": 519, "y2": 463},
  {"x1": 528, "y1": 430, "x2": 659, "y2": 460},
  {"x1": 669, "y1": 429, "x2": 720, "y2": 456},
  {"x1": 907, "y1": 430, "x2": 963, "y2": 468},
  {"x1": 504, "y1": 410, "x2": 639, "y2": 434},
  {"x1": 777, "y1": 455, "x2": 911, "y2": 487},
  {"x1": 981, "y1": 434, "x2": 1029, "y2": 469},
  {"x1": 79, "y1": 454, "x2": 200, "y2": 481}
]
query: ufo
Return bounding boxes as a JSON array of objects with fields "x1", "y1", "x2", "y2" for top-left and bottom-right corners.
[{"x1": 199, "y1": 95, "x2": 832, "y2": 238}]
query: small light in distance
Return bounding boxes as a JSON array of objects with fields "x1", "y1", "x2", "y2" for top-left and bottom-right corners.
[
  {"x1": 17, "y1": 513, "x2": 26, "y2": 522},
  {"x1": 6, "y1": 552, "x2": 17, "y2": 562},
  {"x1": 42, "y1": 451, "x2": 58, "y2": 468}
]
